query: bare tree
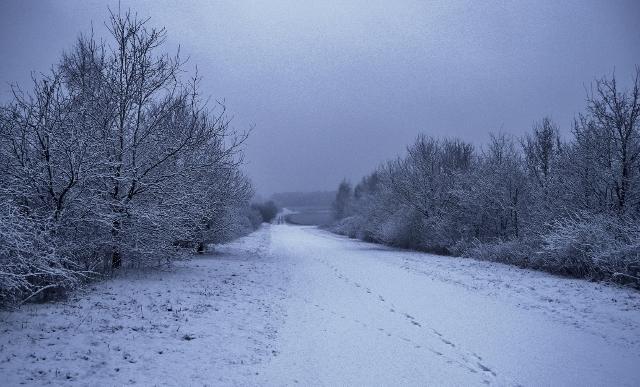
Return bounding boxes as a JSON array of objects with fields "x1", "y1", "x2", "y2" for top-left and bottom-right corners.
[
  {"x1": 0, "y1": 8, "x2": 258, "y2": 304},
  {"x1": 329, "y1": 68, "x2": 639, "y2": 285},
  {"x1": 523, "y1": 117, "x2": 561, "y2": 188},
  {"x1": 575, "y1": 68, "x2": 640, "y2": 215}
]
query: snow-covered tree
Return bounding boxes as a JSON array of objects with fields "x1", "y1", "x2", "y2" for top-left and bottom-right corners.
[
  {"x1": 333, "y1": 179, "x2": 353, "y2": 220},
  {"x1": 330, "y1": 68, "x2": 640, "y2": 286},
  {"x1": 0, "y1": 8, "x2": 258, "y2": 305}
]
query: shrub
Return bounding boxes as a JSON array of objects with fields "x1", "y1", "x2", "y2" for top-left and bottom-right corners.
[
  {"x1": 538, "y1": 213, "x2": 640, "y2": 285},
  {"x1": 252, "y1": 201, "x2": 279, "y2": 223},
  {"x1": 462, "y1": 238, "x2": 535, "y2": 267},
  {"x1": 329, "y1": 216, "x2": 361, "y2": 239},
  {"x1": 0, "y1": 203, "x2": 92, "y2": 306}
]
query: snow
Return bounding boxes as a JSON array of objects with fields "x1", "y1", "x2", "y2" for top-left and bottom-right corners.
[
  {"x1": 2, "y1": 224, "x2": 640, "y2": 385},
  {"x1": 0, "y1": 226, "x2": 289, "y2": 386},
  {"x1": 261, "y1": 226, "x2": 640, "y2": 385}
]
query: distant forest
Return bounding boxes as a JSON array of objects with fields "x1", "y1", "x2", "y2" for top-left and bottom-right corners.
[{"x1": 272, "y1": 191, "x2": 336, "y2": 208}]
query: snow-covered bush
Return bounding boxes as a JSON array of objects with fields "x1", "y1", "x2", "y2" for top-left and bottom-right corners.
[
  {"x1": 538, "y1": 213, "x2": 640, "y2": 284},
  {"x1": 329, "y1": 68, "x2": 640, "y2": 286},
  {"x1": 373, "y1": 209, "x2": 420, "y2": 248},
  {"x1": 330, "y1": 216, "x2": 361, "y2": 239},
  {"x1": 0, "y1": 203, "x2": 92, "y2": 306},
  {"x1": 462, "y1": 238, "x2": 534, "y2": 267},
  {"x1": 0, "y1": 9, "x2": 258, "y2": 305}
]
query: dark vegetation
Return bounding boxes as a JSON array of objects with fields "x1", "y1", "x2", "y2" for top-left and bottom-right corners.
[
  {"x1": 252, "y1": 201, "x2": 279, "y2": 223},
  {"x1": 271, "y1": 191, "x2": 335, "y2": 209},
  {"x1": 285, "y1": 209, "x2": 333, "y2": 226}
]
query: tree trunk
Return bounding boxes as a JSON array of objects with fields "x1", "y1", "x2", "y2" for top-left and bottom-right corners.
[
  {"x1": 112, "y1": 249, "x2": 122, "y2": 269},
  {"x1": 197, "y1": 242, "x2": 205, "y2": 254},
  {"x1": 112, "y1": 219, "x2": 122, "y2": 269}
]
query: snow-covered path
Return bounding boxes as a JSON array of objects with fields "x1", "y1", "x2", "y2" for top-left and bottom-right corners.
[
  {"x1": 2, "y1": 224, "x2": 640, "y2": 386},
  {"x1": 262, "y1": 225, "x2": 640, "y2": 386}
]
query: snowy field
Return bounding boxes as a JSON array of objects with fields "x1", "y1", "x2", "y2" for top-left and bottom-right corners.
[{"x1": 2, "y1": 224, "x2": 640, "y2": 386}]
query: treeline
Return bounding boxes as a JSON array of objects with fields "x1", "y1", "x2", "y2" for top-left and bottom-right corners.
[
  {"x1": 0, "y1": 10, "x2": 266, "y2": 306},
  {"x1": 331, "y1": 68, "x2": 640, "y2": 287},
  {"x1": 271, "y1": 191, "x2": 336, "y2": 209}
]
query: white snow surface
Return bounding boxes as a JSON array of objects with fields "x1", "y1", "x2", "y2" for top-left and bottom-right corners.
[{"x1": 2, "y1": 224, "x2": 640, "y2": 386}]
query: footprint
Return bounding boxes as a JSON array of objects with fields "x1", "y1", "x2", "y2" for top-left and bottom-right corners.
[
  {"x1": 441, "y1": 339, "x2": 455, "y2": 348},
  {"x1": 477, "y1": 362, "x2": 497, "y2": 377}
]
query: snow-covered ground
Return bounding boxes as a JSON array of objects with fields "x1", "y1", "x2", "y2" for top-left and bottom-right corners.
[
  {"x1": 0, "y1": 226, "x2": 289, "y2": 386},
  {"x1": 2, "y1": 224, "x2": 640, "y2": 385}
]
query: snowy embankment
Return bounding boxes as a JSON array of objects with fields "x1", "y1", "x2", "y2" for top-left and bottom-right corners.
[{"x1": 2, "y1": 224, "x2": 640, "y2": 386}]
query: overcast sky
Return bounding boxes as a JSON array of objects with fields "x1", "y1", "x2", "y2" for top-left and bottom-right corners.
[{"x1": 1, "y1": 0, "x2": 639, "y2": 196}]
